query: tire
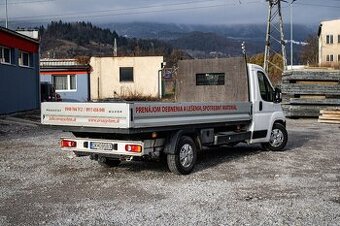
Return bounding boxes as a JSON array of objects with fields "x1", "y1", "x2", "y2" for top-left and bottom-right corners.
[
  {"x1": 98, "y1": 156, "x2": 121, "y2": 168},
  {"x1": 261, "y1": 123, "x2": 288, "y2": 151},
  {"x1": 167, "y1": 136, "x2": 197, "y2": 175}
]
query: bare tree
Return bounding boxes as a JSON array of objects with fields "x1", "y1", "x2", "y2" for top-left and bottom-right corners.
[{"x1": 299, "y1": 34, "x2": 318, "y2": 66}]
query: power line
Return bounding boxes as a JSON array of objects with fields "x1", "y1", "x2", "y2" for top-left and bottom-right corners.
[
  {"x1": 308, "y1": 0, "x2": 340, "y2": 2},
  {"x1": 294, "y1": 2, "x2": 340, "y2": 8},
  {"x1": 2, "y1": 0, "x2": 264, "y2": 22},
  {"x1": 0, "y1": 0, "x2": 55, "y2": 5},
  {"x1": 4, "y1": 0, "x2": 338, "y2": 24},
  {"x1": 1, "y1": 0, "x2": 224, "y2": 19}
]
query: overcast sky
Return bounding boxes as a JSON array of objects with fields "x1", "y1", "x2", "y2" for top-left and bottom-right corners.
[{"x1": 0, "y1": 0, "x2": 339, "y2": 26}]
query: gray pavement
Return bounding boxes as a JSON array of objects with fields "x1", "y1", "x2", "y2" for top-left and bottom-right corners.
[{"x1": 0, "y1": 118, "x2": 339, "y2": 225}]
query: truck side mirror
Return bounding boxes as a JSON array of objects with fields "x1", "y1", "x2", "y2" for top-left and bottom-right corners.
[{"x1": 273, "y1": 87, "x2": 282, "y2": 103}]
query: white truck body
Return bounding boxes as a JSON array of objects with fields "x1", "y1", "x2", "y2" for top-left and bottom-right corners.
[{"x1": 41, "y1": 64, "x2": 287, "y2": 175}]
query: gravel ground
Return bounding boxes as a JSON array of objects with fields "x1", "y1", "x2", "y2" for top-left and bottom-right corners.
[{"x1": 0, "y1": 118, "x2": 339, "y2": 225}]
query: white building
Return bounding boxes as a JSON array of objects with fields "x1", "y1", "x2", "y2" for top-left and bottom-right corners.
[
  {"x1": 318, "y1": 19, "x2": 340, "y2": 66},
  {"x1": 90, "y1": 56, "x2": 164, "y2": 100}
]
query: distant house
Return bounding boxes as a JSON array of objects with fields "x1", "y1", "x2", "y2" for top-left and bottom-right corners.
[
  {"x1": 0, "y1": 26, "x2": 40, "y2": 114},
  {"x1": 90, "y1": 56, "x2": 164, "y2": 99},
  {"x1": 318, "y1": 19, "x2": 340, "y2": 66},
  {"x1": 40, "y1": 58, "x2": 91, "y2": 102}
]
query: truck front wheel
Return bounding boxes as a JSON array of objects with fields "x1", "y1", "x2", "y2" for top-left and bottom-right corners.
[
  {"x1": 167, "y1": 136, "x2": 197, "y2": 175},
  {"x1": 262, "y1": 123, "x2": 288, "y2": 151}
]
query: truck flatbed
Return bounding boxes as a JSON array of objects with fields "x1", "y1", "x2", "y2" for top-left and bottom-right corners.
[{"x1": 41, "y1": 101, "x2": 252, "y2": 134}]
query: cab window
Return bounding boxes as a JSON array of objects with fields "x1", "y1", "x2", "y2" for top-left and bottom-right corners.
[{"x1": 257, "y1": 71, "x2": 274, "y2": 102}]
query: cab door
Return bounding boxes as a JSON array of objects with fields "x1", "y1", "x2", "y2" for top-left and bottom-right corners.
[{"x1": 251, "y1": 70, "x2": 277, "y2": 143}]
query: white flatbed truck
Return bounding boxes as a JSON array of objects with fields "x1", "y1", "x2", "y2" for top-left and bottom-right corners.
[{"x1": 41, "y1": 63, "x2": 288, "y2": 175}]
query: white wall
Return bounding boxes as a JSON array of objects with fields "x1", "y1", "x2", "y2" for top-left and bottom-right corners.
[
  {"x1": 90, "y1": 56, "x2": 163, "y2": 100},
  {"x1": 319, "y1": 19, "x2": 340, "y2": 65}
]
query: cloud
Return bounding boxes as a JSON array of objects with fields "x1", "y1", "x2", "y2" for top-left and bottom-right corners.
[{"x1": 0, "y1": 0, "x2": 339, "y2": 25}]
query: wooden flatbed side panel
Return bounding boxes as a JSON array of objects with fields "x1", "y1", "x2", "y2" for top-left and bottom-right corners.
[{"x1": 176, "y1": 57, "x2": 249, "y2": 102}]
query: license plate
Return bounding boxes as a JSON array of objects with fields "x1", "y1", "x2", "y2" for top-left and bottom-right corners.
[{"x1": 90, "y1": 142, "x2": 114, "y2": 150}]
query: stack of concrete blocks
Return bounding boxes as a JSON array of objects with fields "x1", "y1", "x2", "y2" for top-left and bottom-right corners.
[{"x1": 281, "y1": 69, "x2": 340, "y2": 118}]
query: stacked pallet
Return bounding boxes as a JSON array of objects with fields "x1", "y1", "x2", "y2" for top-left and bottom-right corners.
[
  {"x1": 281, "y1": 69, "x2": 340, "y2": 118},
  {"x1": 319, "y1": 108, "x2": 340, "y2": 124}
]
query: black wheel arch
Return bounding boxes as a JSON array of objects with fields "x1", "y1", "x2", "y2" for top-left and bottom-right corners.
[
  {"x1": 163, "y1": 129, "x2": 201, "y2": 155},
  {"x1": 273, "y1": 119, "x2": 286, "y2": 128}
]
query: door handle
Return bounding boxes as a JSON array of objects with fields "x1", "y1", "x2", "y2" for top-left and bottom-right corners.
[{"x1": 259, "y1": 101, "x2": 263, "y2": 111}]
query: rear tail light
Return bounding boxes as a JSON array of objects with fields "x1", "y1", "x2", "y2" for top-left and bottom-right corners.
[
  {"x1": 61, "y1": 139, "x2": 77, "y2": 148},
  {"x1": 125, "y1": 144, "x2": 142, "y2": 153}
]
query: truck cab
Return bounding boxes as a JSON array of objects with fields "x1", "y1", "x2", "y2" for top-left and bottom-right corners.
[{"x1": 248, "y1": 64, "x2": 286, "y2": 150}]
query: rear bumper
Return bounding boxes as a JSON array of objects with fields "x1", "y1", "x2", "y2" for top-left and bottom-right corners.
[{"x1": 60, "y1": 137, "x2": 144, "y2": 157}]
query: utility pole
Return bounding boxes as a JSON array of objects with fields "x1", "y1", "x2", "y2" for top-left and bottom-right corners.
[
  {"x1": 290, "y1": 0, "x2": 297, "y2": 67},
  {"x1": 264, "y1": 0, "x2": 287, "y2": 74},
  {"x1": 5, "y1": 0, "x2": 8, "y2": 28}
]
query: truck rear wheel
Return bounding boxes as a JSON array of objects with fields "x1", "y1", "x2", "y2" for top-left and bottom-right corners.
[
  {"x1": 167, "y1": 136, "x2": 197, "y2": 175},
  {"x1": 98, "y1": 156, "x2": 121, "y2": 168},
  {"x1": 262, "y1": 123, "x2": 288, "y2": 151}
]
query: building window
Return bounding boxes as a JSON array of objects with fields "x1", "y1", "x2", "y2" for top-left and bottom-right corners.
[
  {"x1": 338, "y1": 35, "x2": 340, "y2": 43},
  {"x1": 326, "y1": 55, "x2": 334, "y2": 62},
  {"x1": 0, "y1": 46, "x2": 12, "y2": 64},
  {"x1": 53, "y1": 75, "x2": 77, "y2": 91},
  {"x1": 338, "y1": 54, "x2": 340, "y2": 62},
  {"x1": 326, "y1": 35, "x2": 333, "y2": 44},
  {"x1": 120, "y1": 67, "x2": 134, "y2": 82},
  {"x1": 19, "y1": 51, "x2": 32, "y2": 67},
  {"x1": 196, "y1": 73, "x2": 225, "y2": 86}
]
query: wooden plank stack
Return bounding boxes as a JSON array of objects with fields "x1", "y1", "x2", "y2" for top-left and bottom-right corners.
[
  {"x1": 281, "y1": 69, "x2": 340, "y2": 118},
  {"x1": 318, "y1": 108, "x2": 340, "y2": 124}
]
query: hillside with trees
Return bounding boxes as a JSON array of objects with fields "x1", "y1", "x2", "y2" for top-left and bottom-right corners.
[
  {"x1": 36, "y1": 20, "x2": 317, "y2": 72},
  {"x1": 39, "y1": 21, "x2": 174, "y2": 59},
  {"x1": 38, "y1": 21, "x2": 264, "y2": 60}
]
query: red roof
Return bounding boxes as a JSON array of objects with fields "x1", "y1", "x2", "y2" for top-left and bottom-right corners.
[{"x1": 0, "y1": 26, "x2": 39, "y2": 53}]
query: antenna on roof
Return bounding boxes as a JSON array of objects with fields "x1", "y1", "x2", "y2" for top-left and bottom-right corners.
[
  {"x1": 5, "y1": 0, "x2": 8, "y2": 28},
  {"x1": 113, "y1": 38, "x2": 118, "y2": 57}
]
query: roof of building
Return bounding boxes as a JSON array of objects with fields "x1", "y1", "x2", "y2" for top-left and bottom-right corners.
[
  {"x1": 318, "y1": 18, "x2": 340, "y2": 36},
  {"x1": 0, "y1": 26, "x2": 39, "y2": 44},
  {"x1": 40, "y1": 58, "x2": 91, "y2": 73},
  {"x1": 320, "y1": 18, "x2": 340, "y2": 24}
]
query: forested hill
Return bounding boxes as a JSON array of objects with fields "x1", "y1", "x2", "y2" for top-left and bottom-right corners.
[
  {"x1": 18, "y1": 20, "x2": 315, "y2": 61},
  {"x1": 43, "y1": 21, "x2": 120, "y2": 46},
  {"x1": 39, "y1": 21, "x2": 173, "y2": 58}
]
